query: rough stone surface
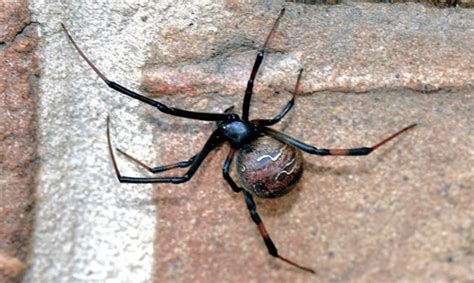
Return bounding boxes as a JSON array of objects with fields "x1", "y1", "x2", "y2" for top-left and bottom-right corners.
[
  {"x1": 0, "y1": 0, "x2": 38, "y2": 282},
  {"x1": 24, "y1": 1, "x2": 473, "y2": 282},
  {"x1": 146, "y1": 2, "x2": 473, "y2": 282},
  {"x1": 26, "y1": 2, "x2": 160, "y2": 282},
  {"x1": 288, "y1": 0, "x2": 474, "y2": 8},
  {"x1": 153, "y1": 89, "x2": 473, "y2": 282},
  {"x1": 144, "y1": 3, "x2": 473, "y2": 98}
]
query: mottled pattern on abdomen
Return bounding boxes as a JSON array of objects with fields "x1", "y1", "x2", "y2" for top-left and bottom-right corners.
[{"x1": 236, "y1": 135, "x2": 303, "y2": 198}]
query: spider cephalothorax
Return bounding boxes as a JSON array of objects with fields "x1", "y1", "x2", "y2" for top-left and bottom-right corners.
[
  {"x1": 63, "y1": 8, "x2": 416, "y2": 274},
  {"x1": 217, "y1": 118, "x2": 258, "y2": 147}
]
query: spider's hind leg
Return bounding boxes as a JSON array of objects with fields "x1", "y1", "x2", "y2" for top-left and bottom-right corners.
[
  {"x1": 116, "y1": 148, "x2": 197, "y2": 174},
  {"x1": 242, "y1": 191, "x2": 315, "y2": 274},
  {"x1": 221, "y1": 148, "x2": 315, "y2": 273},
  {"x1": 106, "y1": 117, "x2": 223, "y2": 183},
  {"x1": 264, "y1": 123, "x2": 417, "y2": 156}
]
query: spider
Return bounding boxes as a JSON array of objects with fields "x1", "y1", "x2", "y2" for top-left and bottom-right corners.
[{"x1": 62, "y1": 8, "x2": 416, "y2": 274}]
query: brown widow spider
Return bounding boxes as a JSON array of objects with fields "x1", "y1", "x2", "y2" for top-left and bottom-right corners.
[{"x1": 62, "y1": 8, "x2": 416, "y2": 274}]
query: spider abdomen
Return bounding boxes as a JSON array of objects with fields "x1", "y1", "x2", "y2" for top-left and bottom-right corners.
[{"x1": 236, "y1": 135, "x2": 303, "y2": 198}]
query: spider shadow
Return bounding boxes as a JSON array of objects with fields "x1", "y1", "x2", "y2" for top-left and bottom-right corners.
[
  {"x1": 153, "y1": 193, "x2": 192, "y2": 207},
  {"x1": 255, "y1": 139, "x2": 406, "y2": 218},
  {"x1": 255, "y1": 145, "x2": 401, "y2": 218},
  {"x1": 145, "y1": 114, "x2": 214, "y2": 135},
  {"x1": 254, "y1": 160, "x2": 375, "y2": 218},
  {"x1": 253, "y1": 181, "x2": 304, "y2": 217}
]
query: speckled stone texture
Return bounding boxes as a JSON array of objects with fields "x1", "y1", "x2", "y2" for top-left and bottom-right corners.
[
  {"x1": 146, "y1": 2, "x2": 473, "y2": 282},
  {"x1": 144, "y1": 3, "x2": 473, "y2": 96},
  {"x1": 288, "y1": 0, "x2": 474, "y2": 8},
  {"x1": 154, "y1": 90, "x2": 473, "y2": 282},
  {"x1": 0, "y1": 0, "x2": 38, "y2": 281},
  {"x1": 22, "y1": 1, "x2": 474, "y2": 282},
  {"x1": 26, "y1": 2, "x2": 160, "y2": 282}
]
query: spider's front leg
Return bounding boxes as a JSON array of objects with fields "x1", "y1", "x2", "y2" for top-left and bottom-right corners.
[
  {"x1": 242, "y1": 8, "x2": 285, "y2": 121},
  {"x1": 61, "y1": 24, "x2": 234, "y2": 122},
  {"x1": 222, "y1": 149, "x2": 315, "y2": 274},
  {"x1": 254, "y1": 68, "x2": 304, "y2": 127},
  {"x1": 106, "y1": 117, "x2": 222, "y2": 183}
]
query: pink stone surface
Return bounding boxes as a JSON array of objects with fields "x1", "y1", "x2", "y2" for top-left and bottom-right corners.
[
  {"x1": 144, "y1": 4, "x2": 473, "y2": 98},
  {"x1": 147, "y1": 3, "x2": 473, "y2": 282},
  {"x1": 0, "y1": 0, "x2": 38, "y2": 282},
  {"x1": 2, "y1": 1, "x2": 472, "y2": 282},
  {"x1": 152, "y1": 89, "x2": 473, "y2": 282}
]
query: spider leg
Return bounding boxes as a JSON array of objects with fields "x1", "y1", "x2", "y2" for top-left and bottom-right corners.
[
  {"x1": 107, "y1": 117, "x2": 222, "y2": 183},
  {"x1": 221, "y1": 148, "x2": 314, "y2": 273},
  {"x1": 222, "y1": 148, "x2": 241, "y2": 193},
  {"x1": 242, "y1": 8, "x2": 285, "y2": 121},
  {"x1": 242, "y1": 190, "x2": 315, "y2": 274},
  {"x1": 116, "y1": 148, "x2": 197, "y2": 174},
  {"x1": 264, "y1": 124, "x2": 417, "y2": 156},
  {"x1": 254, "y1": 68, "x2": 303, "y2": 126},
  {"x1": 62, "y1": 24, "x2": 235, "y2": 122}
]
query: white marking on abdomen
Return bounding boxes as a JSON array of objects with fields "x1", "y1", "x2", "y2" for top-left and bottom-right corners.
[
  {"x1": 257, "y1": 145, "x2": 287, "y2": 163},
  {"x1": 275, "y1": 158, "x2": 296, "y2": 181}
]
